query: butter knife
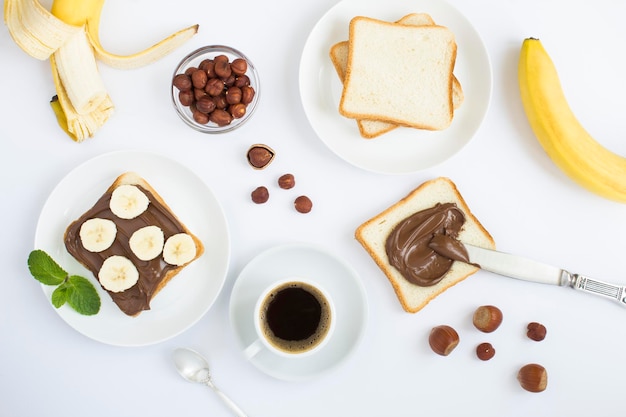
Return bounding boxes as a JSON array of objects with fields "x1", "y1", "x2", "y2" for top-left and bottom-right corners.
[{"x1": 463, "y1": 243, "x2": 626, "y2": 307}]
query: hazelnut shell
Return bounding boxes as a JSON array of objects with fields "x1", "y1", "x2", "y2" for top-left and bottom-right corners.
[
  {"x1": 473, "y1": 305, "x2": 503, "y2": 333},
  {"x1": 517, "y1": 363, "x2": 548, "y2": 393},
  {"x1": 247, "y1": 144, "x2": 275, "y2": 170},
  {"x1": 428, "y1": 325, "x2": 459, "y2": 356}
]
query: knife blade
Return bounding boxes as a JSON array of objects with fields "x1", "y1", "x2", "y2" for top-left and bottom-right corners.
[{"x1": 462, "y1": 243, "x2": 626, "y2": 307}]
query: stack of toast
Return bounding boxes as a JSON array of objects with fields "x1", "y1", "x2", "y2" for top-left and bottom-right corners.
[{"x1": 330, "y1": 13, "x2": 463, "y2": 139}]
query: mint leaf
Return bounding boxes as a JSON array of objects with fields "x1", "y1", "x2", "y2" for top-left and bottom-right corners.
[
  {"x1": 28, "y1": 250, "x2": 67, "y2": 285},
  {"x1": 27, "y1": 250, "x2": 101, "y2": 316},
  {"x1": 51, "y1": 284, "x2": 68, "y2": 308},
  {"x1": 66, "y1": 275, "x2": 101, "y2": 316}
]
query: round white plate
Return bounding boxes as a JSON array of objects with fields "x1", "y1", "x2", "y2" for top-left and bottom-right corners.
[
  {"x1": 229, "y1": 243, "x2": 368, "y2": 381},
  {"x1": 34, "y1": 150, "x2": 230, "y2": 347},
  {"x1": 299, "y1": 0, "x2": 492, "y2": 174}
]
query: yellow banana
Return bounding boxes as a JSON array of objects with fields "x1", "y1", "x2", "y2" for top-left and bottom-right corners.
[
  {"x1": 518, "y1": 38, "x2": 626, "y2": 203},
  {"x1": 4, "y1": 0, "x2": 198, "y2": 141}
]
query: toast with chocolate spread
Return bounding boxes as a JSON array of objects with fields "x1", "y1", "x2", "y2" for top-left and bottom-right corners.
[
  {"x1": 355, "y1": 177, "x2": 494, "y2": 313},
  {"x1": 64, "y1": 172, "x2": 204, "y2": 317}
]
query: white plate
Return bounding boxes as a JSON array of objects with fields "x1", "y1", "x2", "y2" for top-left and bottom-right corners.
[
  {"x1": 299, "y1": 0, "x2": 492, "y2": 174},
  {"x1": 229, "y1": 243, "x2": 368, "y2": 381},
  {"x1": 34, "y1": 150, "x2": 230, "y2": 347}
]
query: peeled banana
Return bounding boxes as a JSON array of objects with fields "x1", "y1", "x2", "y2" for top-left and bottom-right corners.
[
  {"x1": 518, "y1": 38, "x2": 626, "y2": 203},
  {"x1": 4, "y1": 0, "x2": 198, "y2": 141}
]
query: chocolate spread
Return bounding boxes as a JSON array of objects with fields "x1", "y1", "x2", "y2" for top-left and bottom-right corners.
[
  {"x1": 64, "y1": 185, "x2": 187, "y2": 316},
  {"x1": 385, "y1": 203, "x2": 466, "y2": 286}
]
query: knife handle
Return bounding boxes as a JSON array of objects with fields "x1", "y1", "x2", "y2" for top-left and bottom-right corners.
[{"x1": 564, "y1": 272, "x2": 626, "y2": 306}]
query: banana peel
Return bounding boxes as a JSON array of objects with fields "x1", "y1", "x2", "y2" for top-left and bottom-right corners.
[{"x1": 4, "y1": 0, "x2": 198, "y2": 141}]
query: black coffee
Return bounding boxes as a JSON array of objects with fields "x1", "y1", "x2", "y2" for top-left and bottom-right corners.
[{"x1": 260, "y1": 281, "x2": 331, "y2": 354}]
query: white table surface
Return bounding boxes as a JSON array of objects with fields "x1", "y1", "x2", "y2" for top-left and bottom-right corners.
[{"x1": 2, "y1": 0, "x2": 626, "y2": 416}]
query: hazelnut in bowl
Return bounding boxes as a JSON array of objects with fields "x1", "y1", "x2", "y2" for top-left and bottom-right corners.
[{"x1": 171, "y1": 45, "x2": 260, "y2": 133}]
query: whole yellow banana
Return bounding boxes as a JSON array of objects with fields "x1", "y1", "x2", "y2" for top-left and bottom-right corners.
[{"x1": 518, "y1": 38, "x2": 626, "y2": 203}]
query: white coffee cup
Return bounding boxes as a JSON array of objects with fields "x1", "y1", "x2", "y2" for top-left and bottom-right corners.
[{"x1": 244, "y1": 278, "x2": 335, "y2": 358}]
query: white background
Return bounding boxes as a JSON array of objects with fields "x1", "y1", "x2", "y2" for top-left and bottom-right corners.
[{"x1": 2, "y1": 0, "x2": 626, "y2": 416}]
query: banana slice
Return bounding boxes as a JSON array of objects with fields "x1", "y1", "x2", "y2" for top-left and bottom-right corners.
[
  {"x1": 79, "y1": 217, "x2": 117, "y2": 252},
  {"x1": 109, "y1": 184, "x2": 149, "y2": 219},
  {"x1": 129, "y1": 225, "x2": 164, "y2": 261},
  {"x1": 163, "y1": 233, "x2": 197, "y2": 266},
  {"x1": 98, "y1": 255, "x2": 139, "y2": 293}
]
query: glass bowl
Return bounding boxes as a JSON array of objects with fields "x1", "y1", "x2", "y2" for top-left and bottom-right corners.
[{"x1": 171, "y1": 45, "x2": 260, "y2": 134}]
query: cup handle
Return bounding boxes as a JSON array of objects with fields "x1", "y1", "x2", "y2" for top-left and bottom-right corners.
[{"x1": 243, "y1": 339, "x2": 264, "y2": 359}]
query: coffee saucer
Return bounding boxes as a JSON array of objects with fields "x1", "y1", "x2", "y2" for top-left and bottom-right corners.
[{"x1": 229, "y1": 243, "x2": 368, "y2": 381}]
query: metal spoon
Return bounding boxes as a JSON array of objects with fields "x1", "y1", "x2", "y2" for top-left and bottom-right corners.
[{"x1": 172, "y1": 347, "x2": 248, "y2": 417}]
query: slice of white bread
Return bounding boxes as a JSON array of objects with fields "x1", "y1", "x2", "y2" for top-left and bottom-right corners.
[
  {"x1": 64, "y1": 171, "x2": 205, "y2": 317},
  {"x1": 329, "y1": 13, "x2": 464, "y2": 139},
  {"x1": 339, "y1": 16, "x2": 457, "y2": 131},
  {"x1": 355, "y1": 177, "x2": 495, "y2": 313}
]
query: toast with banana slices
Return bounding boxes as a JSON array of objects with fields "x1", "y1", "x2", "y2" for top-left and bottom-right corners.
[{"x1": 64, "y1": 172, "x2": 204, "y2": 316}]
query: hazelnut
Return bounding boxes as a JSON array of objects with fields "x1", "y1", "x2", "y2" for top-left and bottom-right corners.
[
  {"x1": 472, "y1": 305, "x2": 503, "y2": 333},
  {"x1": 178, "y1": 90, "x2": 194, "y2": 106},
  {"x1": 205, "y1": 77, "x2": 225, "y2": 96},
  {"x1": 229, "y1": 103, "x2": 246, "y2": 119},
  {"x1": 476, "y1": 342, "x2": 495, "y2": 361},
  {"x1": 212, "y1": 94, "x2": 227, "y2": 109},
  {"x1": 205, "y1": 60, "x2": 216, "y2": 78},
  {"x1": 231, "y1": 58, "x2": 248, "y2": 76},
  {"x1": 196, "y1": 96, "x2": 216, "y2": 114},
  {"x1": 214, "y1": 59, "x2": 232, "y2": 79},
  {"x1": 294, "y1": 196, "x2": 313, "y2": 213},
  {"x1": 278, "y1": 174, "x2": 295, "y2": 189},
  {"x1": 184, "y1": 67, "x2": 196, "y2": 76},
  {"x1": 223, "y1": 74, "x2": 236, "y2": 87},
  {"x1": 234, "y1": 75, "x2": 250, "y2": 88},
  {"x1": 251, "y1": 186, "x2": 269, "y2": 204},
  {"x1": 213, "y1": 54, "x2": 229, "y2": 64},
  {"x1": 247, "y1": 145, "x2": 275, "y2": 169},
  {"x1": 191, "y1": 69, "x2": 208, "y2": 89},
  {"x1": 526, "y1": 322, "x2": 547, "y2": 341},
  {"x1": 517, "y1": 363, "x2": 547, "y2": 393},
  {"x1": 192, "y1": 107, "x2": 209, "y2": 124},
  {"x1": 173, "y1": 74, "x2": 192, "y2": 91},
  {"x1": 198, "y1": 58, "x2": 212, "y2": 71},
  {"x1": 428, "y1": 325, "x2": 459, "y2": 356},
  {"x1": 226, "y1": 86, "x2": 242, "y2": 104},
  {"x1": 194, "y1": 88, "x2": 207, "y2": 101},
  {"x1": 241, "y1": 85, "x2": 255, "y2": 105},
  {"x1": 209, "y1": 109, "x2": 233, "y2": 126}
]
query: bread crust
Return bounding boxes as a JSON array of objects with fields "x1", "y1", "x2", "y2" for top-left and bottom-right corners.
[
  {"x1": 355, "y1": 177, "x2": 494, "y2": 313},
  {"x1": 64, "y1": 171, "x2": 204, "y2": 316}
]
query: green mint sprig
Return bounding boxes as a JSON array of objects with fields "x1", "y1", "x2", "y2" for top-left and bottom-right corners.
[{"x1": 27, "y1": 249, "x2": 101, "y2": 316}]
